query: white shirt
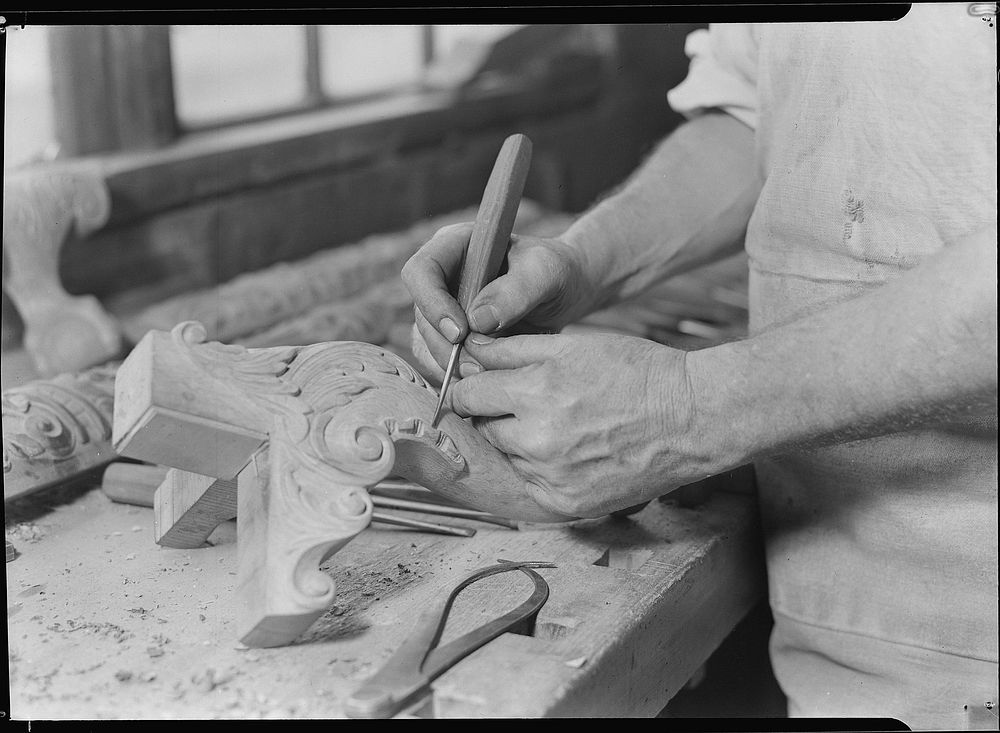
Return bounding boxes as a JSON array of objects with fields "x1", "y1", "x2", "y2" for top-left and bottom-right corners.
[{"x1": 668, "y1": 5, "x2": 997, "y2": 728}]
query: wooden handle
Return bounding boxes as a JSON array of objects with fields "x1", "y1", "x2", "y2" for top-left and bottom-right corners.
[{"x1": 456, "y1": 134, "x2": 533, "y2": 313}]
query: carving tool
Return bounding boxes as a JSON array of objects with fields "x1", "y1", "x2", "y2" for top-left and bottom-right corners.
[
  {"x1": 430, "y1": 133, "x2": 533, "y2": 427},
  {"x1": 344, "y1": 559, "x2": 555, "y2": 718},
  {"x1": 371, "y1": 494, "x2": 519, "y2": 529},
  {"x1": 371, "y1": 510, "x2": 476, "y2": 538}
]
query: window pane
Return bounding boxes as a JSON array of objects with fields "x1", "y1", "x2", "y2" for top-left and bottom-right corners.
[
  {"x1": 4, "y1": 25, "x2": 57, "y2": 169},
  {"x1": 319, "y1": 26, "x2": 422, "y2": 98},
  {"x1": 432, "y1": 24, "x2": 522, "y2": 61},
  {"x1": 171, "y1": 25, "x2": 308, "y2": 127}
]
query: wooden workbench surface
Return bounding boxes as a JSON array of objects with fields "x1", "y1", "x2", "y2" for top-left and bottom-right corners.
[{"x1": 6, "y1": 478, "x2": 763, "y2": 719}]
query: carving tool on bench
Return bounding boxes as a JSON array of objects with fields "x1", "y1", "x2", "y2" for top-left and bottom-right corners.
[
  {"x1": 371, "y1": 493, "x2": 519, "y2": 529},
  {"x1": 430, "y1": 133, "x2": 533, "y2": 427},
  {"x1": 344, "y1": 559, "x2": 555, "y2": 718},
  {"x1": 370, "y1": 510, "x2": 477, "y2": 538}
]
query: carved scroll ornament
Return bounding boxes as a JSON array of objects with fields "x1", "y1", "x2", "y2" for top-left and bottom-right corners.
[
  {"x1": 112, "y1": 322, "x2": 570, "y2": 646},
  {"x1": 3, "y1": 363, "x2": 119, "y2": 501}
]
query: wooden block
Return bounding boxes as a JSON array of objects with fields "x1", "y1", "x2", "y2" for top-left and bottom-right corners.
[
  {"x1": 154, "y1": 468, "x2": 238, "y2": 549},
  {"x1": 112, "y1": 325, "x2": 270, "y2": 478},
  {"x1": 99, "y1": 462, "x2": 237, "y2": 548},
  {"x1": 100, "y1": 461, "x2": 167, "y2": 507}
]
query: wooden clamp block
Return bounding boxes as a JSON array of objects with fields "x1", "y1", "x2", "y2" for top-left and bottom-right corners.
[
  {"x1": 112, "y1": 321, "x2": 571, "y2": 648},
  {"x1": 100, "y1": 462, "x2": 235, "y2": 548},
  {"x1": 154, "y1": 468, "x2": 238, "y2": 549}
]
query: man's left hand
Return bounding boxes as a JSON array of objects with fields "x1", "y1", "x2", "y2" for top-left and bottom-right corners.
[{"x1": 449, "y1": 332, "x2": 722, "y2": 517}]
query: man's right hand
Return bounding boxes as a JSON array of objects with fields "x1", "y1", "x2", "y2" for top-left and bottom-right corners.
[{"x1": 401, "y1": 221, "x2": 596, "y2": 382}]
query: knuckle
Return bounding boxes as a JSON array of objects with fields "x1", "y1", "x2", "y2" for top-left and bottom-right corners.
[
  {"x1": 437, "y1": 221, "x2": 473, "y2": 239},
  {"x1": 534, "y1": 241, "x2": 569, "y2": 276},
  {"x1": 400, "y1": 257, "x2": 419, "y2": 283}
]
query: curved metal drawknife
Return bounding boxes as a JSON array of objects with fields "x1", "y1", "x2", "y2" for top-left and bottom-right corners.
[{"x1": 344, "y1": 559, "x2": 555, "y2": 718}]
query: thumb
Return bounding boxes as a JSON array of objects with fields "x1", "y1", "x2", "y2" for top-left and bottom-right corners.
[
  {"x1": 463, "y1": 333, "x2": 563, "y2": 370},
  {"x1": 466, "y1": 241, "x2": 563, "y2": 334}
]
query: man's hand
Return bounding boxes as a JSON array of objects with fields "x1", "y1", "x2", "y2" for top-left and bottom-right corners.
[
  {"x1": 447, "y1": 331, "x2": 724, "y2": 518},
  {"x1": 401, "y1": 222, "x2": 597, "y2": 382},
  {"x1": 400, "y1": 115, "x2": 759, "y2": 384}
]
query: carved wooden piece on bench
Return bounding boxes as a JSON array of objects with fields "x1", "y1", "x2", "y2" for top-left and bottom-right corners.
[
  {"x1": 3, "y1": 362, "x2": 119, "y2": 501},
  {"x1": 2, "y1": 167, "x2": 123, "y2": 376},
  {"x1": 112, "y1": 321, "x2": 569, "y2": 647}
]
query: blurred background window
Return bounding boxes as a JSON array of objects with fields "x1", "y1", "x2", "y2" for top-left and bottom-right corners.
[
  {"x1": 3, "y1": 24, "x2": 525, "y2": 168},
  {"x1": 170, "y1": 25, "x2": 310, "y2": 128},
  {"x1": 3, "y1": 25, "x2": 58, "y2": 169},
  {"x1": 171, "y1": 24, "x2": 523, "y2": 129},
  {"x1": 318, "y1": 25, "x2": 425, "y2": 99}
]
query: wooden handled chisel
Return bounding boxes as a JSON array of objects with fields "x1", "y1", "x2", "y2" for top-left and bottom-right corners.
[{"x1": 430, "y1": 133, "x2": 533, "y2": 427}]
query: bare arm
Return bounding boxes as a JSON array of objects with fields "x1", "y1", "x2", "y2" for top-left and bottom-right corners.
[
  {"x1": 689, "y1": 226, "x2": 998, "y2": 468},
  {"x1": 562, "y1": 111, "x2": 760, "y2": 310}
]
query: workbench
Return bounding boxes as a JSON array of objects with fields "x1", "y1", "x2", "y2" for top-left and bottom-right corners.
[{"x1": 6, "y1": 470, "x2": 763, "y2": 719}]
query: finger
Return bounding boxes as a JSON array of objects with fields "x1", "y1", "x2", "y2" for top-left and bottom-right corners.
[
  {"x1": 401, "y1": 222, "x2": 475, "y2": 344},
  {"x1": 462, "y1": 333, "x2": 564, "y2": 370},
  {"x1": 409, "y1": 322, "x2": 445, "y2": 383},
  {"x1": 458, "y1": 353, "x2": 484, "y2": 379},
  {"x1": 466, "y1": 240, "x2": 565, "y2": 333},
  {"x1": 414, "y1": 307, "x2": 462, "y2": 374},
  {"x1": 414, "y1": 304, "x2": 483, "y2": 379},
  {"x1": 448, "y1": 370, "x2": 524, "y2": 418}
]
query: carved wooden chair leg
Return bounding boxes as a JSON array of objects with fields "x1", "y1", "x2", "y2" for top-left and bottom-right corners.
[
  {"x1": 235, "y1": 446, "x2": 373, "y2": 647},
  {"x1": 2, "y1": 166, "x2": 123, "y2": 376},
  {"x1": 154, "y1": 468, "x2": 238, "y2": 549}
]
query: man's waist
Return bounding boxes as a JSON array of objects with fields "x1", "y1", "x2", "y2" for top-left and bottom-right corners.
[{"x1": 755, "y1": 437, "x2": 998, "y2": 661}]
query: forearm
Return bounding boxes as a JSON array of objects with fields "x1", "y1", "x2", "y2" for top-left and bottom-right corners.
[
  {"x1": 688, "y1": 228, "x2": 998, "y2": 470},
  {"x1": 562, "y1": 112, "x2": 760, "y2": 312}
]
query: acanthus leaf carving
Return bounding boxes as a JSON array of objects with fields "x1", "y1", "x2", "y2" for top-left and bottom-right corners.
[{"x1": 3, "y1": 363, "x2": 119, "y2": 500}]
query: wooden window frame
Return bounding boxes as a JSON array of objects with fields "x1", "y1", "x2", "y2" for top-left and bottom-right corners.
[{"x1": 46, "y1": 24, "x2": 608, "y2": 226}]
